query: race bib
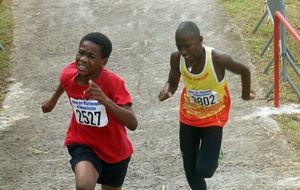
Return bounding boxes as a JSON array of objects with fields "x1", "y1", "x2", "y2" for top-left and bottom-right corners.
[
  {"x1": 187, "y1": 89, "x2": 219, "y2": 107},
  {"x1": 70, "y1": 98, "x2": 108, "y2": 127}
]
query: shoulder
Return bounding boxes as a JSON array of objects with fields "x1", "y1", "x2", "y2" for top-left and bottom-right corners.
[
  {"x1": 98, "y1": 69, "x2": 131, "y2": 101},
  {"x1": 211, "y1": 49, "x2": 249, "y2": 74},
  {"x1": 60, "y1": 61, "x2": 77, "y2": 84},
  {"x1": 61, "y1": 61, "x2": 77, "y2": 74},
  {"x1": 101, "y1": 68, "x2": 124, "y2": 82},
  {"x1": 170, "y1": 51, "x2": 181, "y2": 70},
  {"x1": 170, "y1": 51, "x2": 180, "y2": 62},
  {"x1": 211, "y1": 49, "x2": 233, "y2": 67},
  {"x1": 98, "y1": 68, "x2": 126, "y2": 88}
]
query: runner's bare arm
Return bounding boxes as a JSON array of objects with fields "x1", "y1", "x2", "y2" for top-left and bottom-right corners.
[
  {"x1": 158, "y1": 52, "x2": 181, "y2": 101},
  {"x1": 214, "y1": 52, "x2": 255, "y2": 100},
  {"x1": 41, "y1": 84, "x2": 65, "y2": 113},
  {"x1": 85, "y1": 80, "x2": 138, "y2": 131}
]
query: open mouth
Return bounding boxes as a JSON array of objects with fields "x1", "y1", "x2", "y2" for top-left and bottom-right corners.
[
  {"x1": 183, "y1": 55, "x2": 193, "y2": 63},
  {"x1": 76, "y1": 63, "x2": 88, "y2": 71}
]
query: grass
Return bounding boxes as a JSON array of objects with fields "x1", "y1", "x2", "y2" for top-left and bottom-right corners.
[
  {"x1": 0, "y1": 0, "x2": 13, "y2": 107},
  {"x1": 221, "y1": 0, "x2": 300, "y2": 155},
  {"x1": 274, "y1": 114, "x2": 300, "y2": 155}
]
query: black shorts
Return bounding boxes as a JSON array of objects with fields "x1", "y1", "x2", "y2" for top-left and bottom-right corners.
[{"x1": 67, "y1": 144, "x2": 131, "y2": 187}]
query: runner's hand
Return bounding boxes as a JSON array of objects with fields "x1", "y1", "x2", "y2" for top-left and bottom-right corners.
[
  {"x1": 242, "y1": 90, "x2": 255, "y2": 100},
  {"x1": 84, "y1": 80, "x2": 109, "y2": 104},
  {"x1": 41, "y1": 99, "x2": 57, "y2": 113},
  {"x1": 158, "y1": 85, "x2": 172, "y2": 101}
]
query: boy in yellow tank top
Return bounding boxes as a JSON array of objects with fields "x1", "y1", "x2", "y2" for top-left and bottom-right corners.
[{"x1": 158, "y1": 21, "x2": 255, "y2": 190}]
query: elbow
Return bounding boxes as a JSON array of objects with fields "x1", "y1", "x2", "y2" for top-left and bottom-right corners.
[
  {"x1": 131, "y1": 120, "x2": 138, "y2": 131},
  {"x1": 240, "y1": 66, "x2": 251, "y2": 75},
  {"x1": 127, "y1": 118, "x2": 138, "y2": 131}
]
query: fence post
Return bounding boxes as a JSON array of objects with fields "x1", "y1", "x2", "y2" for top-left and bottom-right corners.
[
  {"x1": 273, "y1": 11, "x2": 300, "y2": 107},
  {"x1": 252, "y1": 0, "x2": 300, "y2": 105},
  {"x1": 274, "y1": 14, "x2": 280, "y2": 107}
]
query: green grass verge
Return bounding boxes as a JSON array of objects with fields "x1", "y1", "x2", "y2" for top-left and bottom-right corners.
[
  {"x1": 274, "y1": 114, "x2": 300, "y2": 155},
  {"x1": 0, "y1": 0, "x2": 13, "y2": 107},
  {"x1": 221, "y1": 0, "x2": 300, "y2": 155}
]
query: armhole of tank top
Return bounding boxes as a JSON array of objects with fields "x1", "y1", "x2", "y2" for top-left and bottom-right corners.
[
  {"x1": 179, "y1": 55, "x2": 186, "y2": 74},
  {"x1": 210, "y1": 48, "x2": 226, "y2": 84}
]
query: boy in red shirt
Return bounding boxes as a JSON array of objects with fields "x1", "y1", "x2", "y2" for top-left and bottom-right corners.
[{"x1": 42, "y1": 32, "x2": 138, "y2": 190}]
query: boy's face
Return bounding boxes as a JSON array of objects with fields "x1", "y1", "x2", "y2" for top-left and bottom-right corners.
[
  {"x1": 175, "y1": 35, "x2": 203, "y2": 63},
  {"x1": 75, "y1": 40, "x2": 107, "y2": 77}
]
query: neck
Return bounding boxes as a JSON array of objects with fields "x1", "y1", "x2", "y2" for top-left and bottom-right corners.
[
  {"x1": 187, "y1": 47, "x2": 205, "y2": 72},
  {"x1": 76, "y1": 68, "x2": 102, "y2": 85}
]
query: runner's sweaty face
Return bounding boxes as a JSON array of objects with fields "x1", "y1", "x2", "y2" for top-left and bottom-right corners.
[
  {"x1": 175, "y1": 35, "x2": 202, "y2": 64},
  {"x1": 75, "y1": 40, "x2": 107, "y2": 78}
]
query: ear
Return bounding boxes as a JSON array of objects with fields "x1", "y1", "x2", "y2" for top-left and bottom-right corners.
[
  {"x1": 100, "y1": 58, "x2": 108, "y2": 68},
  {"x1": 199, "y1": 35, "x2": 203, "y2": 43}
]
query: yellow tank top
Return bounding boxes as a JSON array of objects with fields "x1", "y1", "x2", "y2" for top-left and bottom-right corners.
[{"x1": 179, "y1": 45, "x2": 231, "y2": 127}]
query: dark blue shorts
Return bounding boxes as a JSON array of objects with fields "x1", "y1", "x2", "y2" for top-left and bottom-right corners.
[{"x1": 67, "y1": 144, "x2": 131, "y2": 187}]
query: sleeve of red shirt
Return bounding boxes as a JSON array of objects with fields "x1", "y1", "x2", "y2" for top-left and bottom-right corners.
[
  {"x1": 112, "y1": 77, "x2": 132, "y2": 106},
  {"x1": 60, "y1": 62, "x2": 77, "y2": 89}
]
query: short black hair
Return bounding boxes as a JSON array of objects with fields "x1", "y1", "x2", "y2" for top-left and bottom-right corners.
[
  {"x1": 175, "y1": 21, "x2": 200, "y2": 39},
  {"x1": 79, "y1": 32, "x2": 112, "y2": 58}
]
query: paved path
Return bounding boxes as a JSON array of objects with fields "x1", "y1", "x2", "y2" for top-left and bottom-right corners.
[{"x1": 0, "y1": 0, "x2": 300, "y2": 189}]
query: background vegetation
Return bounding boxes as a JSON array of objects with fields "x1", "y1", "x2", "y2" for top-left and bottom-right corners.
[
  {"x1": 0, "y1": 0, "x2": 13, "y2": 106},
  {"x1": 221, "y1": 0, "x2": 300, "y2": 155}
]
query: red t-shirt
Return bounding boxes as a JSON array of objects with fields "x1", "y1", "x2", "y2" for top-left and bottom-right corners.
[{"x1": 60, "y1": 61, "x2": 133, "y2": 163}]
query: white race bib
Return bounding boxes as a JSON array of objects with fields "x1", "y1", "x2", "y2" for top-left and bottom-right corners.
[
  {"x1": 70, "y1": 98, "x2": 108, "y2": 127},
  {"x1": 187, "y1": 89, "x2": 219, "y2": 107}
]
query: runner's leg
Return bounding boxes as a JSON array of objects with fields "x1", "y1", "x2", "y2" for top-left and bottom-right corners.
[
  {"x1": 196, "y1": 126, "x2": 222, "y2": 178},
  {"x1": 180, "y1": 123, "x2": 206, "y2": 190},
  {"x1": 74, "y1": 161, "x2": 99, "y2": 190},
  {"x1": 101, "y1": 184, "x2": 122, "y2": 190}
]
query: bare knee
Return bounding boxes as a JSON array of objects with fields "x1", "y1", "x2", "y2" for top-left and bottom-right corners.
[
  {"x1": 74, "y1": 161, "x2": 99, "y2": 190},
  {"x1": 76, "y1": 179, "x2": 97, "y2": 190}
]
